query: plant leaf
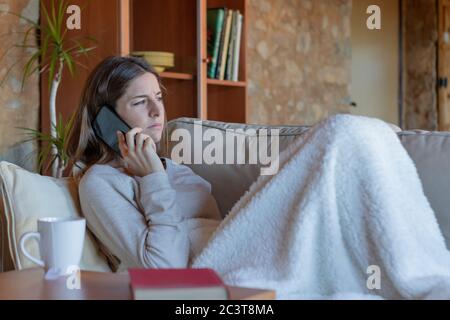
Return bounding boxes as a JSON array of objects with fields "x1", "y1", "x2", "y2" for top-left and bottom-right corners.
[
  {"x1": 21, "y1": 26, "x2": 36, "y2": 48},
  {"x1": 40, "y1": 33, "x2": 50, "y2": 64},
  {"x1": 0, "y1": 46, "x2": 18, "y2": 65},
  {"x1": 61, "y1": 50, "x2": 74, "y2": 76},
  {"x1": 21, "y1": 49, "x2": 41, "y2": 90},
  {"x1": 0, "y1": 56, "x2": 28, "y2": 88},
  {"x1": 41, "y1": 1, "x2": 59, "y2": 45},
  {"x1": 4, "y1": 11, "x2": 40, "y2": 28},
  {"x1": 47, "y1": 49, "x2": 58, "y2": 89},
  {"x1": 57, "y1": 0, "x2": 68, "y2": 41}
]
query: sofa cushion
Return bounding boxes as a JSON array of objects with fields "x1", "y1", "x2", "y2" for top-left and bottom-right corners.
[
  {"x1": 0, "y1": 161, "x2": 111, "y2": 272},
  {"x1": 163, "y1": 118, "x2": 310, "y2": 217},
  {"x1": 398, "y1": 130, "x2": 450, "y2": 249}
]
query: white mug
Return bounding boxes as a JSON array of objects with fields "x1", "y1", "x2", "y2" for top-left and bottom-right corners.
[{"x1": 19, "y1": 217, "x2": 86, "y2": 277}]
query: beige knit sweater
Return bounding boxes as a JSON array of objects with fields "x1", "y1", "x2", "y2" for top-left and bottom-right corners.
[{"x1": 78, "y1": 158, "x2": 222, "y2": 272}]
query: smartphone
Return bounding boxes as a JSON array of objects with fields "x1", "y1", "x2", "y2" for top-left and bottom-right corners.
[{"x1": 92, "y1": 105, "x2": 131, "y2": 155}]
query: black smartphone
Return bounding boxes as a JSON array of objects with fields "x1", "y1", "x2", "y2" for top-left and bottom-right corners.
[{"x1": 92, "y1": 105, "x2": 131, "y2": 155}]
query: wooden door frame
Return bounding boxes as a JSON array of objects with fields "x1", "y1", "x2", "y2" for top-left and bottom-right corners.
[
  {"x1": 197, "y1": 0, "x2": 208, "y2": 120},
  {"x1": 399, "y1": 0, "x2": 440, "y2": 130},
  {"x1": 437, "y1": 0, "x2": 450, "y2": 130}
]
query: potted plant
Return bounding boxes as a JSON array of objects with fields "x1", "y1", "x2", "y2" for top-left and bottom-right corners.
[{"x1": 1, "y1": 0, "x2": 96, "y2": 178}]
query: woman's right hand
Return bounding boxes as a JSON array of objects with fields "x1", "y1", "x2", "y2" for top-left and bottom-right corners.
[{"x1": 116, "y1": 128, "x2": 165, "y2": 177}]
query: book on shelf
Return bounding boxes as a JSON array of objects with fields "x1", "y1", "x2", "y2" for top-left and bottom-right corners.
[
  {"x1": 217, "y1": 8, "x2": 233, "y2": 80},
  {"x1": 207, "y1": 7, "x2": 243, "y2": 82},
  {"x1": 128, "y1": 268, "x2": 229, "y2": 300},
  {"x1": 215, "y1": 7, "x2": 229, "y2": 79},
  {"x1": 225, "y1": 10, "x2": 238, "y2": 81},
  {"x1": 207, "y1": 8, "x2": 225, "y2": 79},
  {"x1": 232, "y1": 12, "x2": 243, "y2": 81}
]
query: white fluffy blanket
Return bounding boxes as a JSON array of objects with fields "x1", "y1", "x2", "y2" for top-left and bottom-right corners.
[{"x1": 190, "y1": 114, "x2": 450, "y2": 300}]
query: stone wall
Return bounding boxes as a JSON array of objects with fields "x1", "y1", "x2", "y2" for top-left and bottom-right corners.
[
  {"x1": 402, "y1": 0, "x2": 438, "y2": 130},
  {"x1": 247, "y1": 0, "x2": 352, "y2": 125},
  {"x1": 0, "y1": 0, "x2": 39, "y2": 172}
]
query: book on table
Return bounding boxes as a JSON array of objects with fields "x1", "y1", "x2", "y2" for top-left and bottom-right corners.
[{"x1": 128, "y1": 268, "x2": 229, "y2": 300}]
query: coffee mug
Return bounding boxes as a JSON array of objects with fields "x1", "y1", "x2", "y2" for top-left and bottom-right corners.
[{"x1": 19, "y1": 217, "x2": 86, "y2": 277}]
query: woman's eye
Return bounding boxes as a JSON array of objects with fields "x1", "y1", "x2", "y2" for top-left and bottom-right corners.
[
  {"x1": 157, "y1": 96, "x2": 163, "y2": 102},
  {"x1": 133, "y1": 99, "x2": 146, "y2": 106}
]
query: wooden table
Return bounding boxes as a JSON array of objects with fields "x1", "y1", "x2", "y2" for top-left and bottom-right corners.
[{"x1": 0, "y1": 268, "x2": 276, "y2": 300}]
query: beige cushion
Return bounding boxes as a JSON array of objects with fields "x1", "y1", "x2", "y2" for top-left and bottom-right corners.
[
  {"x1": 398, "y1": 130, "x2": 450, "y2": 249},
  {"x1": 0, "y1": 161, "x2": 111, "y2": 272},
  {"x1": 163, "y1": 118, "x2": 310, "y2": 217}
]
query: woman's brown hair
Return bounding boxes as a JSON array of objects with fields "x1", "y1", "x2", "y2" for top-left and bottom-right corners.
[{"x1": 64, "y1": 55, "x2": 167, "y2": 179}]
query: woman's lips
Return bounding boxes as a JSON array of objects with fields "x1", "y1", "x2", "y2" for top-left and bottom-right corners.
[{"x1": 147, "y1": 124, "x2": 162, "y2": 129}]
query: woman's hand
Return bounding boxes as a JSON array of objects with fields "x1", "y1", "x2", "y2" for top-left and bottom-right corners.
[{"x1": 116, "y1": 128, "x2": 165, "y2": 177}]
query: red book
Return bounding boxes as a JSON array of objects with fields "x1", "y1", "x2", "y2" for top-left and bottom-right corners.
[{"x1": 128, "y1": 268, "x2": 229, "y2": 300}]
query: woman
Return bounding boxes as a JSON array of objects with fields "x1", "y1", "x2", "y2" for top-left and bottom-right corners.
[
  {"x1": 66, "y1": 56, "x2": 222, "y2": 272},
  {"x1": 67, "y1": 56, "x2": 450, "y2": 299}
]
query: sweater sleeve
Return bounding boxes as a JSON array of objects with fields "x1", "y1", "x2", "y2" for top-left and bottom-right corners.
[{"x1": 79, "y1": 171, "x2": 190, "y2": 269}]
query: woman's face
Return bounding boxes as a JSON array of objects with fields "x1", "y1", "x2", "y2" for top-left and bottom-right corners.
[{"x1": 115, "y1": 72, "x2": 165, "y2": 143}]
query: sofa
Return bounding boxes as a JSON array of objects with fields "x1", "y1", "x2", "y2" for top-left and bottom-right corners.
[{"x1": 1, "y1": 117, "x2": 450, "y2": 273}]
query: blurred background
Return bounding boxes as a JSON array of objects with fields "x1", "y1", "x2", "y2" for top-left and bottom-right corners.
[{"x1": 0, "y1": 0, "x2": 444, "y2": 173}]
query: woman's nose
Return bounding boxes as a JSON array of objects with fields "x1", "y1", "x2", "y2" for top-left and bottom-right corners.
[{"x1": 148, "y1": 103, "x2": 160, "y2": 118}]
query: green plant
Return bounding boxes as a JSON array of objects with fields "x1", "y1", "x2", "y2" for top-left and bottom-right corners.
[
  {"x1": 1, "y1": 0, "x2": 96, "y2": 177},
  {"x1": 16, "y1": 112, "x2": 76, "y2": 178}
]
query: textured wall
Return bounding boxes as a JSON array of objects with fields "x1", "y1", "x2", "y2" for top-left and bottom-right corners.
[
  {"x1": 0, "y1": 0, "x2": 39, "y2": 172},
  {"x1": 402, "y1": 0, "x2": 438, "y2": 130},
  {"x1": 247, "y1": 0, "x2": 352, "y2": 125}
]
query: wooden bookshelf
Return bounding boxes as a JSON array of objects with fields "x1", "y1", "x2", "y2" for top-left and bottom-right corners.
[
  {"x1": 207, "y1": 79, "x2": 247, "y2": 87},
  {"x1": 40, "y1": 0, "x2": 248, "y2": 155},
  {"x1": 128, "y1": 0, "x2": 248, "y2": 123},
  {"x1": 160, "y1": 72, "x2": 195, "y2": 81}
]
